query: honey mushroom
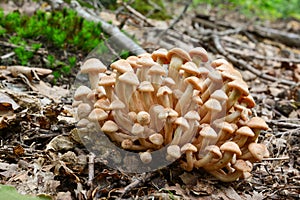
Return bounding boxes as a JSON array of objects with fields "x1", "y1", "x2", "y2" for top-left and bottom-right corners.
[{"x1": 74, "y1": 47, "x2": 270, "y2": 182}]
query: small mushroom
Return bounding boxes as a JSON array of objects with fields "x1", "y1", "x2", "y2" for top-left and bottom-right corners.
[
  {"x1": 194, "y1": 145, "x2": 222, "y2": 168},
  {"x1": 81, "y1": 58, "x2": 107, "y2": 89},
  {"x1": 140, "y1": 151, "x2": 152, "y2": 164},
  {"x1": 138, "y1": 81, "x2": 155, "y2": 111},
  {"x1": 180, "y1": 143, "x2": 198, "y2": 171},
  {"x1": 98, "y1": 75, "x2": 115, "y2": 100},
  {"x1": 170, "y1": 117, "x2": 190, "y2": 145},
  {"x1": 149, "y1": 133, "x2": 164, "y2": 146},
  {"x1": 189, "y1": 47, "x2": 209, "y2": 66},
  {"x1": 246, "y1": 117, "x2": 269, "y2": 143},
  {"x1": 204, "y1": 141, "x2": 242, "y2": 171},
  {"x1": 74, "y1": 85, "x2": 92, "y2": 104},
  {"x1": 226, "y1": 79, "x2": 249, "y2": 110},
  {"x1": 239, "y1": 142, "x2": 269, "y2": 162},
  {"x1": 157, "y1": 86, "x2": 173, "y2": 108},
  {"x1": 166, "y1": 144, "x2": 181, "y2": 161},
  {"x1": 197, "y1": 126, "x2": 218, "y2": 153},
  {"x1": 77, "y1": 103, "x2": 92, "y2": 119},
  {"x1": 88, "y1": 108, "x2": 108, "y2": 123},
  {"x1": 151, "y1": 48, "x2": 169, "y2": 65},
  {"x1": 200, "y1": 98, "x2": 222, "y2": 124},
  {"x1": 233, "y1": 126, "x2": 255, "y2": 147}
]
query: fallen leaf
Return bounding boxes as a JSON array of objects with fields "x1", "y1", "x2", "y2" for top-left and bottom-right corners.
[
  {"x1": 46, "y1": 135, "x2": 75, "y2": 152},
  {"x1": 0, "y1": 92, "x2": 20, "y2": 111}
]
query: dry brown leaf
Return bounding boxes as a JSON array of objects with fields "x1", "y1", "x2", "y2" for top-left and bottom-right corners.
[
  {"x1": 46, "y1": 135, "x2": 75, "y2": 152},
  {"x1": 32, "y1": 81, "x2": 69, "y2": 103},
  {"x1": 0, "y1": 91, "x2": 20, "y2": 111}
]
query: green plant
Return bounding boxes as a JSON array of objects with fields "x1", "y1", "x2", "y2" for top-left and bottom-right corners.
[{"x1": 0, "y1": 184, "x2": 51, "y2": 200}]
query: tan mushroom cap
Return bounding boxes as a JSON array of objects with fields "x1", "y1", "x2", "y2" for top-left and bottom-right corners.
[
  {"x1": 140, "y1": 151, "x2": 152, "y2": 164},
  {"x1": 88, "y1": 108, "x2": 108, "y2": 122},
  {"x1": 248, "y1": 143, "x2": 269, "y2": 161},
  {"x1": 211, "y1": 89, "x2": 228, "y2": 101},
  {"x1": 181, "y1": 143, "x2": 197, "y2": 153},
  {"x1": 184, "y1": 110, "x2": 200, "y2": 121},
  {"x1": 174, "y1": 117, "x2": 190, "y2": 130},
  {"x1": 77, "y1": 103, "x2": 92, "y2": 119},
  {"x1": 240, "y1": 95, "x2": 256, "y2": 108},
  {"x1": 110, "y1": 59, "x2": 133, "y2": 73},
  {"x1": 235, "y1": 126, "x2": 255, "y2": 137},
  {"x1": 180, "y1": 62, "x2": 200, "y2": 76},
  {"x1": 101, "y1": 120, "x2": 119, "y2": 133},
  {"x1": 98, "y1": 75, "x2": 115, "y2": 86},
  {"x1": 220, "y1": 141, "x2": 242, "y2": 156},
  {"x1": 136, "y1": 56, "x2": 157, "y2": 67},
  {"x1": 167, "y1": 144, "x2": 181, "y2": 159},
  {"x1": 200, "y1": 126, "x2": 218, "y2": 139},
  {"x1": 204, "y1": 98, "x2": 222, "y2": 112},
  {"x1": 157, "y1": 86, "x2": 173, "y2": 97},
  {"x1": 136, "y1": 111, "x2": 151, "y2": 125},
  {"x1": 198, "y1": 67, "x2": 210, "y2": 77},
  {"x1": 138, "y1": 81, "x2": 154, "y2": 92},
  {"x1": 74, "y1": 86, "x2": 92, "y2": 101},
  {"x1": 158, "y1": 108, "x2": 178, "y2": 120},
  {"x1": 109, "y1": 99, "x2": 126, "y2": 110},
  {"x1": 94, "y1": 99, "x2": 111, "y2": 111},
  {"x1": 167, "y1": 47, "x2": 192, "y2": 62},
  {"x1": 131, "y1": 123, "x2": 145, "y2": 135},
  {"x1": 247, "y1": 117, "x2": 269, "y2": 130},
  {"x1": 151, "y1": 48, "x2": 169, "y2": 64},
  {"x1": 189, "y1": 47, "x2": 209, "y2": 62},
  {"x1": 81, "y1": 58, "x2": 106, "y2": 74},
  {"x1": 205, "y1": 145, "x2": 222, "y2": 159},
  {"x1": 210, "y1": 58, "x2": 230, "y2": 68},
  {"x1": 126, "y1": 56, "x2": 141, "y2": 69},
  {"x1": 118, "y1": 71, "x2": 140, "y2": 86},
  {"x1": 215, "y1": 121, "x2": 237, "y2": 134},
  {"x1": 184, "y1": 76, "x2": 203, "y2": 91},
  {"x1": 149, "y1": 133, "x2": 164, "y2": 145},
  {"x1": 148, "y1": 64, "x2": 167, "y2": 76},
  {"x1": 233, "y1": 159, "x2": 252, "y2": 172},
  {"x1": 227, "y1": 79, "x2": 249, "y2": 96}
]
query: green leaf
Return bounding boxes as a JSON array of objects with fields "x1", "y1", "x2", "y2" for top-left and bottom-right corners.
[{"x1": 0, "y1": 184, "x2": 51, "y2": 200}]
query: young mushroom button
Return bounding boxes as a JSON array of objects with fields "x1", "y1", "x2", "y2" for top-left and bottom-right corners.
[{"x1": 181, "y1": 143, "x2": 198, "y2": 171}]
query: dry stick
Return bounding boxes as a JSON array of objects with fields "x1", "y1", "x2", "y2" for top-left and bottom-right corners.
[
  {"x1": 268, "y1": 121, "x2": 300, "y2": 129},
  {"x1": 0, "y1": 40, "x2": 48, "y2": 54},
  {"x1": 225, "y1": 46, "x2": 300, "y2": 64},
  {"x1": 88, "y1": 152, "x2": 95, "y2": 186},
  {"x1": 100, "y1": 33, "x2": 121, "y2": 60},
  {"x1": 119, "y1": 172, "x2": 158, "y2": 198},
  {"x1": 121, "y1": 2, "x2": 154, "y2": 27},
  {"x1": 66, "y1": 0, "x2": 146, "y2": 56},
  {"x1": 157, "y1": 0, "x2": 193, "y2": 38},
  {"x1": 212, "y1": 34, "x2": 297, "y2": 86}
]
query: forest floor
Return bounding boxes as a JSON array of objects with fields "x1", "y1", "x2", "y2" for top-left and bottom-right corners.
[{"x1": 0, "y1": 1, "x2": 299, "y2": 199}]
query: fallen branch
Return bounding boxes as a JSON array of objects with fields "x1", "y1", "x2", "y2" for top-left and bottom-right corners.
[{"x1": 212, "y1": 34, "x2": 297, "y2": 86}]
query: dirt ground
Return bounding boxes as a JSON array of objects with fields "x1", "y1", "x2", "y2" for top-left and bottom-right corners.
[{"x1": 0, "y1": 1, "x2": 299, "y2": 199}]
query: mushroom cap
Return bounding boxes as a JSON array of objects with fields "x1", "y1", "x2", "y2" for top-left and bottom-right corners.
[
  {"x1": 138, "y1": 81, "x2": 154, "y2": 92},
  {"x1": 126, "y1": 56, "x2": 141, "y2": 69},
  {"x1": 118, "y1": 71, "x2": 140, "y2": 86},
  {"x1": 140, "y1": 151, "x2": 152, "y2": 164},
  {"x1": 239, "y1": 95, "x2": 256, "y2": 108},
  {"x1": 148, "y1": 64, "x2": 167, "y2": 76},
  {"x1": 149, "y1": 133, "x2": 164, "y2": 145},
  {"x1": 180, "y1": 62, "x2": 200, "y2": 75},
  {"x1": 204, "y1": 145, "x2": 222, "y2": 159},
  {"x1": 235, "y1": 126, "x2": 255, "y2": 137},
  {"x1": 174, "y1": 117, "x2": 190, "y2": 130},
  {"x1": 189, "y1": 47, "x2": 209, "y2": 62},
  {"x1": 131, "y1": 123, "x2": 145, "y2": 136},
  {"x1": 158, "y1": 108, "x2": 178, "y2": 119},
  {"x1": 198, "y1": 67, "x2": 210, "y2": 78},
  {"x1": 77, "y1": 118, "x2": 90, "y2": 128},
  {"x1": 77, "y1": 103, "x2": 92, "y2": 119},
  {"x1": 136, "y1": 111, "x2": 151, "y2": 125},
  {"x1": 167, "y1": 144, "x2": 181, "y2": 159},
  {"x1": 184, "y1": 76, "x2": 203, "y2": 91},
  {"x1": 157, "y1": 86, "x2": 172, "y2": 97},
  {"x1": 110, "y1": 99, "x2": 126, "y2": 110},
  {"x1": 167, "y1": 47, "x2": 192, "y2": 62},
  {"x1": 81, "y1": 58, "x2": 106, "y2": 74},
  {"x1": 210, "y1": 58, "x2": 230, "y2": 68},
  {"x1": 220, "y1": 141, "x2": 242, "y2": 156},
  {"x1": 98, "y1": 75, "x2": 116, "y2": 86},
  {"x1": 247, "y1": 117, "x2": 269, "y2": 130},
  {"x1": 136, "y1": 56, "x2": 157, "y2": 67},
  {"x1": 94, "y1": 99, "x2": 111, "y2": 111},
  {"x1": 74, "y1": 85, "x2": 92, "y2": 101},
  {"x1": 200, "y1": 126, "x2": 218, "y2": 139},
  {"x1": 248, "y1": 143, "x2": 269, "y2": 161},
  {"x1": 151, "y1": 48, "x2": 169, "y2": 64},
  {"x1": 110, "y1": 59, "x2": 133, "y2": 73},
  {"x1": 233, "y1": 159, "x2": 252, "y2": 172},
  {"x1": 221, "y1": 70, "x2": 242, "y2": 81},
  {"x1": 121, "y1": 139, "x2": 133, "y2": 149},
  {"x1": 207, "y1": 70, "x2": 223, "y2": 82},
  {"x1": 162, "y1": 77, "x2": 176, "y2": 88},
  {"x1": 181, "y1": 143, "x2": 197, "y2": 153},
  {"x1": 211, "y1": 89, "x2": 228, "y2": 101},
  {"x1": 101, "y1": 120, "x2": 119, "y2": 133},
  {"x1": 214, "y1": 121, "x2": 236, "y2": 134},
  {"x1": 227, "y1": 79, "x2": 249, "y2": 96},
  {"x1": 204, "y1": 98, "x2": 222, "y2": 112},
  {"x1": 88, "y1": 108, "x2": 108, "y2": 122},
  {"x1": 184, "y1": 110, "x2": 200, "y2": 121}
]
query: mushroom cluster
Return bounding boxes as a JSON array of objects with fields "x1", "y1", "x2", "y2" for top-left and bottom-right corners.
[{"x1": 73, "y1": 47, "x2": 269, "y2": 182}]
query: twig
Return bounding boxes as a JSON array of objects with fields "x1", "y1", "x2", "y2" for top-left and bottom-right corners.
[
  {"x1": 121, "y1": 2, "x2": 154, "y2": 27},
  {"x1": 262, "y1": 156, "x2": 290, "y2": 161},
  {"x1": 212, "y1": 34, "x2": 297, "y2": 86},
  {"x1": 225, "y1": 47, "x2": 300, "y2": 64},
  {"x1": 268, "y1": 120, "x2": 300, "y2": 129},
  {"x1": 118, "y1": 172, "x2": 158, "y2": 198},
  {"x1": 158, "y1": 0, "x2": 193, "y2": 37},
  {"x1": 100, "y1": 33, "x2": 121, "y2": 60},
  {"x1": 0, "y1": 40, "x2": 48, "y2": 54}
]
